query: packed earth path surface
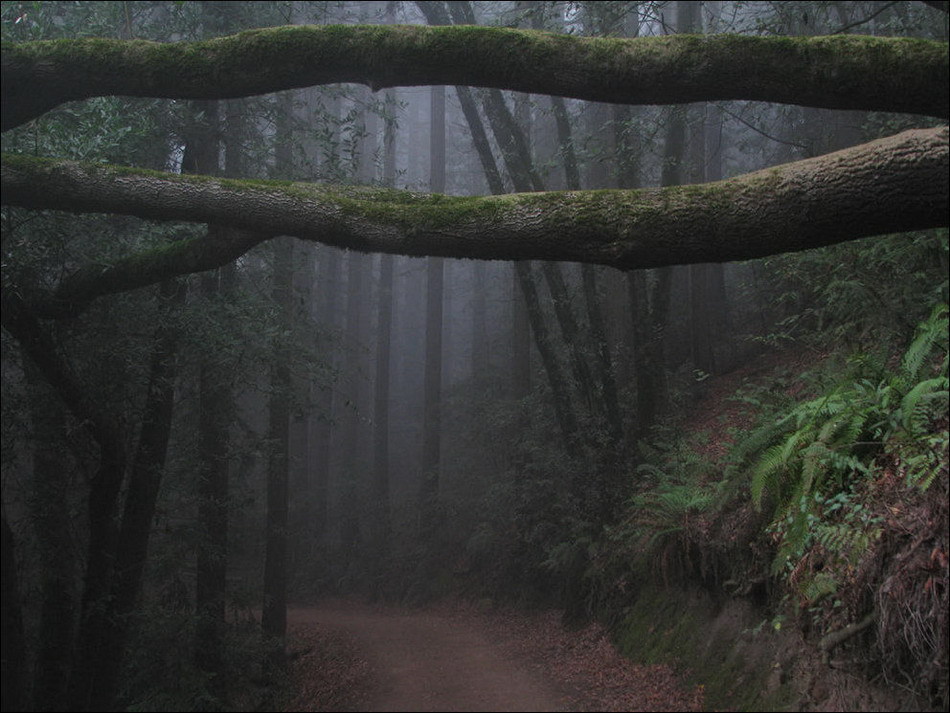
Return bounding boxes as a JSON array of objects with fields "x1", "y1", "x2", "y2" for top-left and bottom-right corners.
[{"x1": 284, "y1": 598, "x2": 705, "y2": 712}]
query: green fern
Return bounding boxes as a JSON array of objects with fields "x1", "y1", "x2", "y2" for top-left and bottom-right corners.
[
  {"x1": 814, "y1": 521, "x2": 881, "y2": 565},
  {"x1": 627, "y1": 480, "x2": 714, "y2": 560},
  {"x1": 745, "y1": 305, "x2": 947, "y2": 512},
  {"x1": 900, "y1": 372, "x2": 949, "y2": 431},
  {"x1": 799, "y1": 570, "x2": 838, "y2": 605},
  {"x1": 748, "y1": 388, "x2": 869, "y2": 513},
  {"x1": 899, "y1": 303, "x2": 948, "y2": 383}
]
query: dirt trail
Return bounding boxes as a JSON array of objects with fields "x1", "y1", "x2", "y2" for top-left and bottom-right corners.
[
  {"x1": 288, "y1": 601, "x2": 567, "y2": 712},
  {"x1": 286, "y1": 599, "x2": 704, "y2": 712}
]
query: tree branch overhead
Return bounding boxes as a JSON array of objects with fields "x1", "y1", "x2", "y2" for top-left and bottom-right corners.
[
  {"x1": 2, "y1": 25, "x2": 947, "y2": 132},
  {"x1": 3, "y1": 127, "x2": 946, "y2": 313},
  {"x1": 1, "y1": 21, "x2": 947, "y2": 308}
]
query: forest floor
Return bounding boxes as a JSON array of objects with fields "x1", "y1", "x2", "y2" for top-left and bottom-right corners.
[{"x1": 283, "y1": 598, "x2": 705, "y2": 712}]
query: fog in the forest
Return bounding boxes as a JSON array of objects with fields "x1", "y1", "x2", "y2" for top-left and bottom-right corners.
[{"x1": 2, "y1": 2, "x2": 947, "y2": 711}]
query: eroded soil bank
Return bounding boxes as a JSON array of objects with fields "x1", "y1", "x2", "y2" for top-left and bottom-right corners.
[{"x1": 615, "y1": 585, "x2": 937, "y2": 712}]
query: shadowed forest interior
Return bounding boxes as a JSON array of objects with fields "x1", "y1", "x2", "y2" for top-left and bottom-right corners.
[{"x1": 1, "y1": 1, "x2": 947, "y2": 711}]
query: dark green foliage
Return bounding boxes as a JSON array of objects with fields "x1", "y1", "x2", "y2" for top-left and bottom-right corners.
[
  {"x1": 759, "y1": 230, "x2": 948, "y2": 349},
  {"x1": 732, "y1": 303, "x2": 948, "y2": 574},
  {"x1": 120, "y1": 599, "x2": 275, "y2": 712}
]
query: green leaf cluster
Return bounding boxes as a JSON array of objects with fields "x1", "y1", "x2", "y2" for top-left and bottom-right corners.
[{"x1": 737, "y1": 303, "x2": 948, "y2": 575}]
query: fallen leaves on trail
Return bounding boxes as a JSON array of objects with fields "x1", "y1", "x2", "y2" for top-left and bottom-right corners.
[
  {"x1": 284, "y1": 624, "x2": 370, "y2": 712},
  {"x1": 284, "y1": 599, "x2": 703, "y2": 712},
  {"x1": 432, "y1": 601, "x2": 705, "y2": 712}
]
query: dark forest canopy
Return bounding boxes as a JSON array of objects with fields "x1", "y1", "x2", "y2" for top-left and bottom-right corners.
[{"x1": 1, "y1": 16, "x2": 948, "y2": 306}]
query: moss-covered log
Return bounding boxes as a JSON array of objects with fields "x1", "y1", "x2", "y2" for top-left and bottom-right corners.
[
  {"x1": 2, "y1": 126, "x2": 946, "y2": 313},
  {"x1": 2, "y1": 25, "x2": 947, "y2": 131}
]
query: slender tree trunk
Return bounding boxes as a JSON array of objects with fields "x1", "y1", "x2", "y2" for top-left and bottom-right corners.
[
  {"x1": 2, "y1": 291, "x2": 125, "y2": 713},
  {"x1": 420, "y1": 69, "x2": 446, "y2": 534},
  {"x1": 373, "y1": 253, "x2": 394, "y2": 549},
  {"x1": 94, "y1": 278, "x2": 185, "y2": 711},
  {"x1": 26, "y1": 364, "x2": 76, "y2": 712},
  {"x1": 180, "y1": 94, "x2": 237, "y2": 690},
  {"x1": 686, "y1": 1, "x2": 730, "y2": 377},
  {"x1": 630, "y1": 2, "x2": 695, "y2": 438},
  {"x1": 511, "y1": 267, "x2": 532, "y2": 398},
  {"x1": 339, "y1": 249, "x2": 363, "y2": 556},
  {"x1": 262, "y1": 237, "x2": 293, "y2": 673},
  {"x1": 261, "y1": 91, "x2": 295, "y2": 674},
  {"x1": 67, "y1": 422, "x2": 126, "y2": 711},
  {"x1": 540, "y1": 262, "x2": 596, "y2": 411},
  {"x1": 372, "y1": 74, "x2": 397, "y2": 556},
  {"x1": 194, "y1": 268, "x2": 232, "y2": 684},
  {"x1": 471, "y1": 262, "x2": 488, "y2": 381},
  {"x1": 549, "y1": 82, "x2": 624, "y2": 451},
  {"x1": 2, "y1": 502, "x2": 27, "y2": 713},
  {"x1": 310, "y1": 75, "x2": 344, "y2": 548},
  {"x1": 581, "y1": 266, "x2": 623, "y2": 447},
  {"x1": 312, "y1": 248, "x2": 341, "y2": 546},
  {"x1": 515, "y1": 262, "x2": 580, "y2": 457}
]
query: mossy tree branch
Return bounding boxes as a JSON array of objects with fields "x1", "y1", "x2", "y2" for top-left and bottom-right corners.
[
  {"x1": 2, "y1": 126, "x2": 947, "y2": 315},
  {"x1": 2, "y1": 25, "x2": 947, "y2": 132}
]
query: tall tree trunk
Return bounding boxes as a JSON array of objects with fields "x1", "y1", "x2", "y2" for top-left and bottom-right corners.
[
  {"x1": 262, "y1": 236, "x2": 293, "y2": 674},
  {"x1": 2, "y1": 502, "x2": 27, "y2": 713},
  {"x1": 471, "y1": 262, "x2": 488, "y2": 381},
  {"x1": 310, "y1": 76, "x2": 344, "y2": 549},
  {"x1": 514, "y1": 262, "x2": 580, "y2": 457},
  {"x1": 511, "y1": 267, "x2": 532, "y2": 398},
  {"x1": 630, "y1": 1, "x2": 695, "y2": 438},
  {"x1": 372, "y1": 73, "x2": 397, "y2": 556},
  {"x1": 373, "y1": 252, "x2": 394, "y2": 551},
  {"x1": 339, "y1": 250, "x2": 365, "y2": 556},
  {"x1": 26, "y1": 364, "x2": 76, "y2": 712},
  {"x1": 548, "y1": 78, "x2": 624, "y2": 451},
  {"x1": 182, "y1": 94, "x2": 237, "y2": 689},
  {"x1": 312, "y1": 247, "x2": 341, "y2": 546},
  {"x1": 194, "y1": 268, "x2": 232, "y2": 684},
  {"x1": 94, "y1": 277, "x2": 184, "y2": 710},
  {"x1": 686, "y1": 0, "x2": 730, "y2": 377},
  {"x1": 2, "y1": 292, "x2": 125, "y2": 713},
  {"x1": 261, "y1": 90, "x2": 295, "y2": 674},
  {"x1": 420, "y1": 76, "x2": 446, "y2": 535}
]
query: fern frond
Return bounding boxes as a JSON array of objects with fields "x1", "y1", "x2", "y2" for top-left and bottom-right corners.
[
  {"x1": 800, "y1": 441, "x2": 830, "y2": 497},
  {"x1": 751, "y1": 442, "x2": 794, "y2": 509},
  {"x1": 900, "y1": 303, "x2": 948, "y2": 381},
  {"x1": 900, "y1": 375, "x2": 950, "y2": 431}
]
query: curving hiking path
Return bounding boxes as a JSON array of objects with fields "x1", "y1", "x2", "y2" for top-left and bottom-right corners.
[{"x1": 288, "y1": 601, "x2": 567, "y2": 712}]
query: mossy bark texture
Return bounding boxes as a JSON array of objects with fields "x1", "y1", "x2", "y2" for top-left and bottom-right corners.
[
  {"x1": 2, "y1": 126, "x2": 947, "y2": 313},
  {"x1": 1, "y1": 26, "x2": 947, "y2": 131}
]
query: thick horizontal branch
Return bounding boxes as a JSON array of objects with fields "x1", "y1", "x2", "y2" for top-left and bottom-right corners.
[
  {"x1": 27, "y1": 225, "x2": 269, "y2": 317},
  {"x1": 2, "y1": 25, "x2": 947, "y2": 131},
  {"x1": 2, "y1": 126, "x2": 947, "y2": 311}
]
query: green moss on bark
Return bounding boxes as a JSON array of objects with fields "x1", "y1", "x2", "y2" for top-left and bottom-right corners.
[{"x1": 3, "y1": 27, "x2": 946, "y2": 133}]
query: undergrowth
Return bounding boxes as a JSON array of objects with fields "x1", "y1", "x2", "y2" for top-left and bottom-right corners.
[{"x1": 604, "y1": 302, "x2": 949, "y2": 707}]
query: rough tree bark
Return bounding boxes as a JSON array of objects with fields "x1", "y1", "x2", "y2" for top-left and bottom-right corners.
[
  {"x1": 3, "y1": 26, "x2": 946, "y2": 131},
  {"x1": 4, "y1": 125, "x2": 943, "y2": 315}
]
